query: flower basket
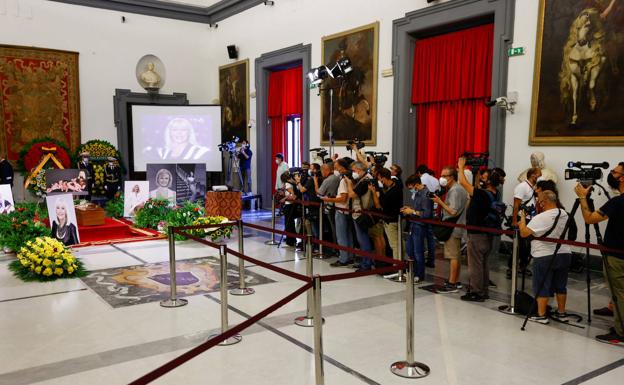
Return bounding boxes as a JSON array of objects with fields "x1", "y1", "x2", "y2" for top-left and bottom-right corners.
[
  {"x1": 190, "y1": 216, "x2": 233, "y2": 242},
  {"x1": 134, "y1": 198, "x2": 173, "y2": 230},
  {"x1": 164, "y1": 202, "x2": 205, "y2": 241},
  {"x1": 0, "y1": 203, "x2": 49, "y2": 252},
  {"x1": 8, "y1": 237, "x2": 87, "y2": 282}
]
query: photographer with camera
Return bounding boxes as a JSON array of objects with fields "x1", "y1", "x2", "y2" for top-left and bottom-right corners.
[
  {"x1": 238, "y1": 139, "x2": 252, "y2": 195},
  {"x1": 574, "y1": 162, "x2": 624, "y2": 345},
  {"x1": 316, "y1": 162, "x2": 340, "y2": 249},
  {"x1": 279, "y1": 172, "x2": 298, "y2": 247},
  {"x1": 431, "y1": 166, "x2": 469, "y2": 293},
  {"x1": 400, "y1": 174, "x2": 433, "y2": 282},
  {"x1": 370, "y1": 168, "x2": 404, "y2": 264},
  {"x1": 416, "y1": 164, "x2": 439, "y2": 268},
  {"x1": 518, "y1": 190, "x2": 572, "y2": 324},
  {"x1": 391, "y1": 164, "x2": 403, "y2": 188},
  {"x1": 322, "y1": 158, "x2": 354, "y2": 267},
  {"x1": 296, "y1": 163, "x2": 322, "y2": 243},
  {"x1": 458, "y1": 157, "x2": 506, "y2": 302},
  {"x1": 508, "y1": 167, "x2": 542, "y2": 279},
  {"x1": 347, "y1": 161, "x2": 376, "y2": 271}
]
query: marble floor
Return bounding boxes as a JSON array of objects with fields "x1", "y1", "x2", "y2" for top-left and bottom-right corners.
[{"x1": 0, "y1": 210, "x2": 622, "y2": 385}]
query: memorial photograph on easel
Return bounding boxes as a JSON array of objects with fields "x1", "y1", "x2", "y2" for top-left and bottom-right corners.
[
  {"x1": 46, "y1": 193, "x2": 80, "y2": 246},
  {"x1": 175, "y1": 163, "x2": 206, "y2": 204}
]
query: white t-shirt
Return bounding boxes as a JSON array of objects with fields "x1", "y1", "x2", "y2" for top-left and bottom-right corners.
[
  {"x1": 527, "y1": 208, "x2": 571, "y2": 258},
  {"x1": 513, "y1": 180, "x2": 535, "y2": 208},
  {"x1": 421, "y1": 173, "x2": 440, "y2": 192},
  {"x1": 275, "y1": 162, "x2": 290, "y2": 190},
  {"x1": 335, "y1": 178, "x2": 349, "y2": 209},
  {"x1": 283, "y1": 182, "x2": 294, "y2": 205}
]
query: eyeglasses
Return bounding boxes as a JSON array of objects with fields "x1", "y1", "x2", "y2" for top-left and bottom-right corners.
[{"x1": 610, "y1": 169, "x2": 624, "y2": 177}]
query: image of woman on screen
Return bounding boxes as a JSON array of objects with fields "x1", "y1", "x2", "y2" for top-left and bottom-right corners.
[
  {"x1": 127, "y1": 184, "x2": 146, "y2": 215},
  {"x1": 150, "y1": 168, "x2": 176, "y2": 203},
  {"x1": 157, "y1": 118, "x2": 210, "y2": 161},
  {"x1": 51, "y1": 199, "x2": 79, "y2": 246}
]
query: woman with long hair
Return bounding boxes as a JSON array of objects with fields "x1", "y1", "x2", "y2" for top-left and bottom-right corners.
[{"x1": 51, "y1": 199, "x2": 79, "y2": 246}]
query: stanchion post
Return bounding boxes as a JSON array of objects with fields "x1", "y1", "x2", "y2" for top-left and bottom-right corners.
[
  {"x1": 391, "y1": 214, "x2": 406, "y2": 283},
  {"x1": 230, "y1": 220, "x2": 255, "y2": 296},
  {"x1": 265, "y1": 194, "x2": 278, "y2": 245},
  {"x1": 499, "y1": 229, "x2": 519, "y2": 314},
  {"x1": 160, "y1": 228, "x2": 188, "y2": 308},
  {"x1": 210, "y1": 244, "x2": 242, "y2": 346},
  {"x1": 390, "y1": 258, "x2": 430, "y2": 378},
  {"x1": 315, "y1": 202, "x2": 328, "y2": 259},
  {"x1": 312, "y1": 275, "x2": 325, "y2": 385},
  {"x1": 295, "y1": 235, "x2": 324, "y2": 327}
]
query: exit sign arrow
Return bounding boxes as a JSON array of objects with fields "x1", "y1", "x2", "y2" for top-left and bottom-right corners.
[{"x1": 507, "y1": 47, "x2": 525, "y2": 57}]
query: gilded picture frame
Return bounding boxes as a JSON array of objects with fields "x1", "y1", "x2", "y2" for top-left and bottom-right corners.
[
  {"x1": 219, "y1": 58, "x2": 250, "y2": 142},
  {"x1": 529, "y1": 0, "x2": 624, "y2": 145},
  {"x1": 320, "y1": 22, "x2": 379, "y2": 146}
]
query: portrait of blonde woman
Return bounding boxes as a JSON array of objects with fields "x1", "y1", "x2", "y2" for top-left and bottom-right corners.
[
  {"x1": 149, "y1": 167, "x2": 176, "y2": 204},
  {"x1": 123, "y1": 181, "x2": 149, "y2": 217},
  {"x1": 47, "y1": 194, "x2": 79, "y2": 246},
  {"x1": 157, "y1": 118, "x2": 210, "y2": 161}
]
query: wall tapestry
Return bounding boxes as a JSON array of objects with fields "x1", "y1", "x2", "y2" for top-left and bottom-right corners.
[
  {"x1": 0, "y1": 45, "x2": 81, "y2": 163},
  {"x1": 219, "y1": 58, "x2": 249, "y2": 142},
  {"x1": 320, "y1": 22, "x2": 379, "y2": 146},
  {"x1": 530, "y1": 0, "x2": 624, "y2": 145}
]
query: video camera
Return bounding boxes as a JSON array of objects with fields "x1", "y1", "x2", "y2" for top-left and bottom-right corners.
[
  {"x1": 461, "y1": 151, "x2": 489, "y2": 168},
  {"x1": 365, "y1": 151, "x2": 389, "y2": 166},
  {"x1": 289, "y1": 167, "x2": 303, "y2": 177},
  {"x1": 309, "y1": 147, "x2": 329, "y2": 160},
  {"x1": 217, "y1": 136, "x2": 240, "y2": 154},
  {"x1": 346, "y1": 138, "x2": 365, "y2": 151},
  {"x1": 564, "y1": 161, "x2": 609, "y2": 187},
  {"x1": 426, "y1": 190, "x2": 444, "y2": 199}
]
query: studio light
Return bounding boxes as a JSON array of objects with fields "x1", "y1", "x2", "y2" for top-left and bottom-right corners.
[
  {"x1": 327, "y1": 57, "x2": 352, "y2": 78},
  {"x1": 307, "y1": 65, "x2": 329, "y2": 85},
  {"x1": 306, "y1": 57, "x2": 352, "y2": 84},
  {"x1": 264, "y1": 0, "x2": 275, "y2": 5}
]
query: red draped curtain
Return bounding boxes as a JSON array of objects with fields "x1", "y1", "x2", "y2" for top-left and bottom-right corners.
[
  {"x1": 412, "y1": 23, "x2": 493, "y2": 175},
  {"x1": 268, "y1": 66, "x2": 302, "y2": 190}
]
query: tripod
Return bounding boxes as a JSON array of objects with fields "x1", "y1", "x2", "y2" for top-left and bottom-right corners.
[{"x1": 224, "y1": 151, "x2": 244, "y2": 190}]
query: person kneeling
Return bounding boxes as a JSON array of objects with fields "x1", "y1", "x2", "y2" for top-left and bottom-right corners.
[{"x1": 518, "y1": 190, "x2": 572, "y2": 324}]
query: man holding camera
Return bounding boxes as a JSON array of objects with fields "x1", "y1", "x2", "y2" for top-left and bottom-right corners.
[
  {"x1": 316, "y1": 162, "x2": 340, "y2": 248},
  {"x1": 519, "y1": 190, "x2": 572, "y2": 324},
  {"x1": 432, "y1": 166, "x2": 468, "y2": 293},
  {"x1": 401, "y1": 175, "x2": 433, "y2": 282},
  {"x1": 574, "y1": 162, "x2": 624, "y2": 345},
  {"x1": 238, "y1": 139, "x2": 252, "y2": 195},
  {"x1": 458, "y1": 157, "x2": 505, "y2": 301},
  {"x1": 509, "y1": 167, "x2": 542, "y2": 278},
  {"x1": 323, "y1": 158, "x2": 354, "y2": 267}
]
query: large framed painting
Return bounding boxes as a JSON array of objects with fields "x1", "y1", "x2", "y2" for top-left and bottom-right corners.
[
  {"x1": 219, "y1": 59, "x2": 249, "y2": 142},
  {"x1": 321, "y1": 22, "x2": 379, "y2": 146},
  {"x1": 530, "y1": 0, "x2": 624, "y2": 145},
  {"x1": 0, "y1": 45, "x2": 81, "y2": 163}
]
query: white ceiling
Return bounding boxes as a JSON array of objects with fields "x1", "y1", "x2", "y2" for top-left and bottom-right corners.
[{"x1": 158, "y1": 0, "x2": 223, "y2": 7}]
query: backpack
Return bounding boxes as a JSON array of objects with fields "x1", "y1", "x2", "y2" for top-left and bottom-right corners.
[{"x1": 483, "y1": 190, "x2": 506, "y2": 229}]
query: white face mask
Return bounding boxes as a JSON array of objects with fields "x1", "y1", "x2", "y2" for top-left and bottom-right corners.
[
  {"x1": 308, "y1": 170, "x2": 313, "y2": 176},
  {"x1": 352, "y1": 171, "x2": 360, "y2": 180},
  {"x1": 275, "y1": 159, "x2": 280, "y2": 165},
  {"x1": 334, "y1": 170, "x2": 340, "y2": 177},
  {"x1": 378, "y1": 181, "x2": 384, "y2": 188},
  {"x1": 439, "y1": 177, "x2": 448, "y2": 187}
]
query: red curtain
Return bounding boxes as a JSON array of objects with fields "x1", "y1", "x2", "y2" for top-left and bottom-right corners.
[
  {"x1": 268, "y1": 66, "x2": 302, "y2": 190},
  {"x1": 412, "y1": 23, "x2": 493, "y2": 174}
]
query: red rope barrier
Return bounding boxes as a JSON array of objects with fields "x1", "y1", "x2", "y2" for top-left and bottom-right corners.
[
  {"x1": 172, "y1": 222, "x2": 237, "y2": 231},
  {"x1": 128, "y1": 282, "x2": 312, "y2": 385},
  {"x1": 310, "y1": 238, "x2": 403, "y2": 265},
  {"x1": 225, "y1": 247, "x2": 311, "y2": 282}
]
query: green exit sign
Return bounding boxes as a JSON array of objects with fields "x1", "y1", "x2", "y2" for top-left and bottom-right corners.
[
  {"x1": 309, "y1": 83, "x2": 317, "y2": 89},
  {"x1": 507, "y1": 47, "x2": 525, "y2": 57}
]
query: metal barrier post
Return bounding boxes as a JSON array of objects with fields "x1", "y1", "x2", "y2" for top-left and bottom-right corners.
[
  {"x1": 265, "y1": 194, "x2": 278, "y2": 245},
  {"x1": 390, "y1": 258, "x2": 430, "y2": 378},
  {"x1": 315, "y1": 202, "x2": 329, "y2": 259},
  {"x1": 313, "y1": 275, "x2": 325, "y2": 385},
  {"x1": 211, "y1": 244, "x2": 242, "y2": 346},
  {"x1": 160, "y1": 229, "x2": 188, "y2": 308},
  {"x1": 295, "y1": 235, "x2": 324, "y2": 327},
  {"x1": 499, "y1": 229, "x2": 520, "y2": 314},
  {"x1": 391, "y1": 215, "x2": 407, "y2": 282},
  {"x1": 230, "y1": 220, "x2": 255, "y2": 296}
]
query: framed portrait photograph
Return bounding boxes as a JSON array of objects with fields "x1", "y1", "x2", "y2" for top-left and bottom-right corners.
[
  {"x1": 320, "y1": 22, "x2": 379, "y2": 146},
  {"x1": 123, "y1": 181, "x2": 149, "y2": 217},
  {"x1": 175, "y1": 163, "x2": 206, "y2": 205},
  {"x1": 219, "y1": 59, "x2": 249, "y2": 142},
  {"x1": 146, "y1": 164, "x2": 176, "y2": 205},
  {"x1": 0, "y1": 184, "x2": 15, "y2": 214},
  {"x1": 530, "y1": 0, "x2": 624, "y2": 145},
  {"x1": 46, "y1": 169, "x2": 88, "y2": 196},
  {"x1": 46, "y1": 193, "x2": 80, "y2": 246}
]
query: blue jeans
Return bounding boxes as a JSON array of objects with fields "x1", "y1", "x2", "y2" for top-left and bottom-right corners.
[
  {"x1": 406, "y1": 224, "x2": 426, "y2": 280},
  {"x1": 335, "y1": 211, "x2": 353, "y2": 263},
  {"x1": 425, "y1": 224, "x2": 436, "y2": 264},
  {"x1": 353, "y1": 217, "x2": 373, "y2": 270}
]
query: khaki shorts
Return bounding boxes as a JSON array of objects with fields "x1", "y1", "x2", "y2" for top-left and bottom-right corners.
[
  {"x1": 444, "y1": 236, "x2": 461, "y2": 259},
  {"x1": 368, "y1": 222, "x2": 385, "y2": 238}
]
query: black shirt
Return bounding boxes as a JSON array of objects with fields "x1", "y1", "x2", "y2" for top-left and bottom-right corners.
[
  {"x1": 466, "y1": 188, "x2": 494, "y2": 234},
  {"x1": 380, "y1": 183, "x2": 403, "y2": 222},
  {"x1": 599, "y1": 194, "x2": 624, "y2": 259}
]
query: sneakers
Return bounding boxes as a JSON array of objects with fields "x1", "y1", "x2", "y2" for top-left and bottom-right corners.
[
  {"x1": 551, "y1": 312, "x2": 570, "y2": 322},
  {"x1": 383, "y1": 272, "x2": 399, "y2": 279},
  {"x1": 460, "y1": 292, "x2": 485, "y2": 302},
  {"x1": 444, "y1": 280, "x2": 463, "y2": 289},
  {"x1": 595, "y1": 328, "x2": 624, "y2": 346},
  {"x1": 330, "y1": 261, "x2": 351, "y2": 267},
  {"x1": 593, "y1": 307, "x2": 614, "y2": 317},
  {"x1": 437, "y1": 283, "x2": 459, "y2": 294},
  {"x1": 529, "y1": 315, "x2": 550, "y2": 324}
]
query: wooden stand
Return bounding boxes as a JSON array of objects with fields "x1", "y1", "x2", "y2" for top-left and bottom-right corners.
[{"x1": 76, "y1": 206, "x2": 105, "y2": 226}]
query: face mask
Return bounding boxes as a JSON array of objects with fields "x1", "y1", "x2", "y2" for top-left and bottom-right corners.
[
  {"x1": 409, "y1": 188, "x2": 417, "y2": 194},
  {"x1": 439, "y1": 177, "x2": 448, "y2": 187},
  {"x1": 334, "y1": 170, "x2": 340, "y2": 177},
  {"x1": 607, "y1": 172, "x2": 621, "y2": 190},
  {"x1": 352, "y1": 171, "x2": 360, "y2": 180},
  {"x1": 308, "y1": 170, "x2": 313, "y2": 176},
  {"x1": 378, "y1": 181, "x2": 384, "y2": 188},
  {"x1": 275, "y1": 159, "x2": 280, "y2": 165}
]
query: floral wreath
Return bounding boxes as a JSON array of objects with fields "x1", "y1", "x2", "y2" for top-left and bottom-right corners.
[
  {"x1": 18, "y1": 138, "x2": 73, "y2": 197},
  {"x1": 75, "y1": 140, "x2": 124, "y2": 196}
]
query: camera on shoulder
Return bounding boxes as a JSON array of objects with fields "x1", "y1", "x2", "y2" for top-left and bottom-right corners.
[{"x1": 564, "y1": 161, "x2": 609, "y2": 187}]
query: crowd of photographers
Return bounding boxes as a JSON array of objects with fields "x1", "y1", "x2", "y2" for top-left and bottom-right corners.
[{"x1": 272, "y1": 148, "x2": 624, "y2": 346}]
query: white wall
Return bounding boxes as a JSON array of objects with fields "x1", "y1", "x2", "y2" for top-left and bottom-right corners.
[
  {"x1": 3, "y1": 0, "x2": 620, "y2": 244},
  {"x1": 0, "y1": 0, "x2": 214, "y2": 145}
]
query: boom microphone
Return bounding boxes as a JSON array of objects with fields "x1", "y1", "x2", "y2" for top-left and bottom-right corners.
[{"x1": 567, "y1": 161, "x2": 609, "y2": 169}]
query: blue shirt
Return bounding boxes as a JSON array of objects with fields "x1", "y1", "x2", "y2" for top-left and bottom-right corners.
[
  {"x1": 239, "y1": 147, "x2": 252, "y2": 170},
  {"x1": 410, "y1": 186, "x2": 433, "y2": 227}
]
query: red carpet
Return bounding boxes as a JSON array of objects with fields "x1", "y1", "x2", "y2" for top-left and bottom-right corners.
[{"x1": 75, "y1": 217, "x2": 164, "y2": 247}]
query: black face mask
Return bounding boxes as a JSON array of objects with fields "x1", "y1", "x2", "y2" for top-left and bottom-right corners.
[{"x1": 607, "y1": 172, "x2": 621, "y2": 190}]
